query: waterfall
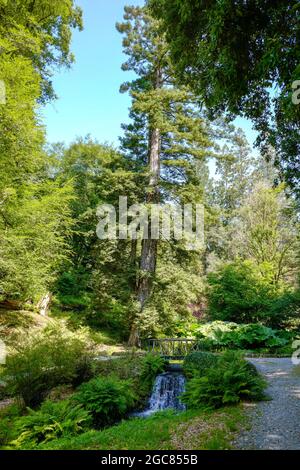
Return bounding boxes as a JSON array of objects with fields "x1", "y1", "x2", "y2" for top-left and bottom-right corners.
[{"x1": 133, "y1": 372, "x2": 186, "y2": 417}]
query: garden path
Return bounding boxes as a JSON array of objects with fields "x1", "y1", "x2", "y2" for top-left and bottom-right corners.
[{"x1": 234, "y1": 358, "x2": 300, "y2": 450}]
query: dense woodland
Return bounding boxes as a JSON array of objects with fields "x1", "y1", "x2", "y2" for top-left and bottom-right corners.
[
  {"x1": 0, "y1": 0, "x2": 300, "y2": 452},
  {"x1": 1, "y1": 2, "x2": 299, "y2": 342}
]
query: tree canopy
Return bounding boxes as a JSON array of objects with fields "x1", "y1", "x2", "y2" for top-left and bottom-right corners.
[{"x1": 149, "y1": 0, "x2": 300, "y2": 197}]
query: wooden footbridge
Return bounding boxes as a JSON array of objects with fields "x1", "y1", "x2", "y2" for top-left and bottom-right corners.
[{"x1": 145, "y1": 338, "x2": 200, "y2": 359}]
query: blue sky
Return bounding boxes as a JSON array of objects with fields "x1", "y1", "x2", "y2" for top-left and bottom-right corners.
[{"x1": 42, "y1": 0, "x2": 258, "y2": 151}]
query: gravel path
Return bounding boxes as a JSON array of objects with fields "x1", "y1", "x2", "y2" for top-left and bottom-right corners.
[{"x1": 234, "y1": 358, "x2": 300, "y2": 450}]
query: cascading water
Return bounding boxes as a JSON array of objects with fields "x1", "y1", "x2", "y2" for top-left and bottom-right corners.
[{"x1": 133, "y1": 372, "x2": 186, "y2": 417}]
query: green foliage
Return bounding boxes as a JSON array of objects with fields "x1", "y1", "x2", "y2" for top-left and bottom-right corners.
[
  {"x1": 172, "y1": 321, "x2": 200, "y2": 338},
  {"x1": 237, "y1": 184, "x2": 299, "y2": 285},
  {"x1": 150, "y1": 0, "x2": 300, "y2": 198},
  {"x1": 140, "y1": 354, "x2": 166, "y2": 390},
  {"x1": 73, "y1": 376, "x2": 136, "y2": 428},
  {"x1": 2, "y1": 323, "x2": 94, "y2": 407},
  {"x1": 94, "y1": 355, "x2": 145, "y2": 381},
  {"x1": 207, "y1": 260, "x2": 279, "y2": 324},
  {"x1": 182, "y1": 351, "x2": 267, "y2": 410},
  {"x1": 268, "y1": 290, "x2": 300, "y2": 330},
  {"x1": 0, "y1": 0, "x2": 82, "y2": 305},
  {"x1": 93, "y1": 354, "x2": 165, "y2": 407},
  {"x1": 36, "y1": 407, "x2": 244, "y2": 451},
  {"x1": 0, "y1": 180, "x2": 75, "y2": 303},
  {"x1": 183, "y1": 352, "x2": 219, "y2": 378},
  {"x1": 10, "y1": 399, "x2": 91, "y2": 449},
  {"x1": 147, "y1": 252, "x2": 204, "y2": 337},
  {"x1": 0, "y1": 403, "x2": 23, "y2": 448},
  {"x1": 0, "y1": 0, "x2": 83, "y2": 102},
  {"x1": 55, "y1": 271, "x2": 91, "y2": 311},
  {"x1": 52, "y1": 139, "x2": 141, "y2": 336},
  {"x1": 195, "y1": 321, "x2": 290, "y2": 352},
  {"x1": 205, "y1": 183, "x2": 299, "y2": 331},
  {"x1": 117, "y1": 5, "x2": 217, "y2": 341}
]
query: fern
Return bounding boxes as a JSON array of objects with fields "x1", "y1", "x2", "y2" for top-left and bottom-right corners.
[
  {"x1": 10, "y1": 400, "x2": 91, "y2": 449},
  {"x1": 182, "y1": 351, "x2": 267, "y2": 409},
  {"x1": 73, "y1": 376, "x2": 136, "y2": 428}
]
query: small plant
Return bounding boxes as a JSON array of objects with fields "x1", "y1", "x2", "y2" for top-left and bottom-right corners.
[
  {"x1": 182, "y1": 351, "x2": 267, "y2": 410},
  {"x1": 139, "y1": 354, "x2": 166, "y2": 390},
  {"x1": 73, "y1": 376, "x2": 136, "y2": 428},
  {"x1": 2, "y1": 322, "x2": 95, "y2": 407},
  {"x1": 195, "y1": 321, "x2": 290, "y2": 352},
  {"x1": 183, "y1": 351, "x2": 219, "y2": 378},
  {"x1": 9, "y1": 399, "x2": 91, "y2": 449}
]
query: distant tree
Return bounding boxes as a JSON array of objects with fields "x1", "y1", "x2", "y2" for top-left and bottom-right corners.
[
  {"x1": 237, "y1": 183, "x2": 299, "y2": 286},
  {"x1": 204, "y1": 129, "x2": 256, "y2": 268}
]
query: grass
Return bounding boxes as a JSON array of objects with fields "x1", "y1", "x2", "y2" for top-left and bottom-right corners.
[{"x1": 37, "y1": 407, "x2": 246, "y2": 451}]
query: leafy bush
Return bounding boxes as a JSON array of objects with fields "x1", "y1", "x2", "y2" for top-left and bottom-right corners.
[
  {"x1": 195, "y1": 321, "x2": 290, "y2": 352},
  {"x1": 94, "y1": 354, "x2": 165, "y2": 408},
  {"x1": 182, "y1": 351, "x2": 267, "y2": 410},
  {"x1": 2, "y1": 323, "x2": 95, "y2": 407},
  {"x1": 268, "y1": 290, "x2": 300, "y2": 330},
  {"x1": 73, "y1": 376, "x2": 136, "y2": 428},
  {"x1": 207, "y1": 260, "x2": 278, "y2": 324},
  {"x1": 140, "y1": 354, "x2": 166, "y2": 390},
  {"x1": 183, "y1": 351, "x2": 219, "y2": 378},
  {"x1": 10, "y1": 399, "x2": 91, "y2": 449},
  {"x1": 172, "y1": 321, "x2": 201, "y2": 338}
]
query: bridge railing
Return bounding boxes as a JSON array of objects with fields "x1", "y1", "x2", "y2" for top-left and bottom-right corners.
[{"x1": 145, "y1": 338, "x2": 200, "y2": 359}]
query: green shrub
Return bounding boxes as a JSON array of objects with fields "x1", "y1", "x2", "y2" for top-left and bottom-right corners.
[
  {"x1": 73, "y1": 376, "x2": 136, "y2": 428},
  {"x1": 227, "y1": 323, "x2": 289, "y2": 349},
  {"x1": 140, "y1": 354, "x2": 166, "y2": 390},
  {"x1": 207, "y1": 260, "x2": 278, "y2": 323},
  {"x1": 10, "y1": 399, "x2": 91, "y2": 449},
  {"x1": 183, "y1": 351, "x2": 219, "y2": 378},
  {"x1": 268, "y1": 290, "x2": 300, "y2": 329},
  {"x1": 2, "y1": 323, "x2": 95, "y2": 407},
  {"x1": 93, "y1": 354, "x2": 165, "y2": 409},
  {"x1": 182, "y1": 351, "x2": 267, "y2": 410},
  {"x1": 195, "y1": 321, "x2": 290, "y2": 352}
]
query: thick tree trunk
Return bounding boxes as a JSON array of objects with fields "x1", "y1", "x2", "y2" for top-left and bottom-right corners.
[
  {"x1": 128, "y1": 323, "x2": 140, "y2": 348},
  {"x1": 128, "y1": 71, "x2": 162, "y2": 346}
]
